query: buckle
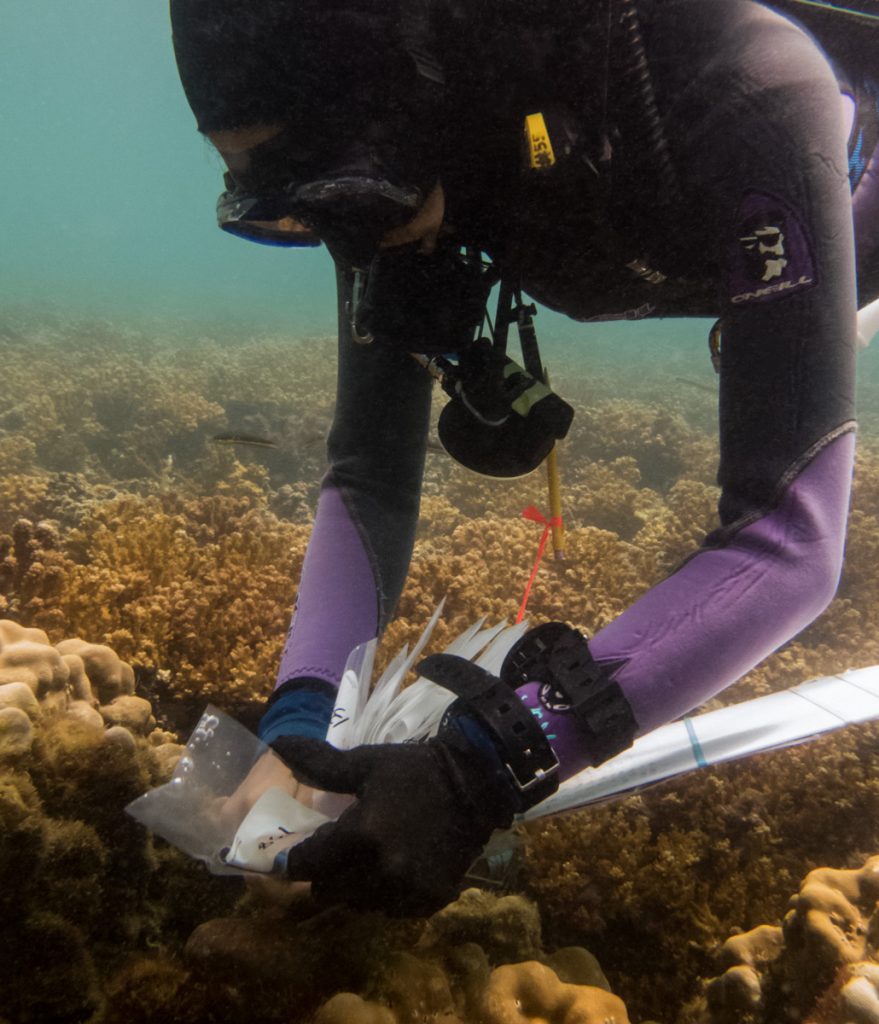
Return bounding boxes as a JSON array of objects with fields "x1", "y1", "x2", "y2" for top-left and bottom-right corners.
[
  {"x1": 418, "y1": 653, "x2": 560, "y2": 811},
  {"x1": 505, "y1": 756, "x2": 559, "y2": 795}
]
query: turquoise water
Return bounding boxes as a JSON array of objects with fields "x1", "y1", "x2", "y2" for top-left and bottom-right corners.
[
  {"x1": 4, "y1": 1, "x2": 879, "y2": 376},
  {"x1": 1, "y1": 1, "x2": 336, "y2": 333}
]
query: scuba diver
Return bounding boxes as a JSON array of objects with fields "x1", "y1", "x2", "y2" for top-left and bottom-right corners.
[{"x1": 170, "y1": 0, "x2": 879, "y2": 915}]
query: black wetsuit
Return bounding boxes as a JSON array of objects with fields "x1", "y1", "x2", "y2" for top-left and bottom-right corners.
[{"x1": 263, "y1": 0, "x2": 878, "y2": 776}]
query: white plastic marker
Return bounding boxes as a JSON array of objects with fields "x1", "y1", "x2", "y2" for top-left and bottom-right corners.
[
  {"x1": 858, "y1": 297, "x2": 879, "y2": 349},
  {"x1": 525, "y1": 664, "x2": 879, "y2": 819},
  {"x1": 221, "y1": 786, "x2": 332, "y2": 873}
]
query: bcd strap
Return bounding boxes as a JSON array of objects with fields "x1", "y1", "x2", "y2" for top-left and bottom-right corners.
[
  {"x1": 500, "y1": 623, "x2": 638, "y2": 767},
  {"x1": 417, "y1": 653, "x2": 559, "y2": 810}
]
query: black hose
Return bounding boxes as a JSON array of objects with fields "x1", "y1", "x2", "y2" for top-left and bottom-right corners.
[{"x1": 617, "y1": 0, "x2": 681, "y2": 210}]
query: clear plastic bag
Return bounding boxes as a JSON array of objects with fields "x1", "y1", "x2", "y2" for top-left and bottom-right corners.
[
  {"x1": 125, "y1": 610, "x2": 528, "y2": 875},
  {"x1": 126, "y1": 705, "x2": 329, "y2": 875}
]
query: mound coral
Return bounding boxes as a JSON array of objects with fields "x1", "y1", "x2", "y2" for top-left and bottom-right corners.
[
  {"x1": 113, "y1": 886, "x2": 630, "y2": 1024},
  {"x1": 523, "y1": 721, "x2": 879, "y2": 1021},
  {"x1": 5, "y1": 314, "x2": 879, "y2": 1024},
  {"x1": 482, "y1": 961, "x2": 629, "y2": 1023},
  {"x1": 0, "y1": 621, "x2": 236, "y2": 1023},
  {"x1": 705, "y1": 856, "x2": 879, "y2": 1024}
]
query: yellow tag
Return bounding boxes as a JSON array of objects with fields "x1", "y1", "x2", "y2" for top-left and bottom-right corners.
[{"x1": 524, "y1": 112, "x2": 556, "y2": 171}]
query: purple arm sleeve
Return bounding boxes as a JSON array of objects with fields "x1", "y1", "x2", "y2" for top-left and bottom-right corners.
[
  {"x1": 517, "y1": 430, "x2": 854, "y2": 782},
  {"x1": 274, "y1": 483, "x2": 379, "y2": 692}
]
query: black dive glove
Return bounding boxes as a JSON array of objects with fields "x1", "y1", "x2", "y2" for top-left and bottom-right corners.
[{"x1": 271, "y1": 722, "x2": 518, "y2": 917}]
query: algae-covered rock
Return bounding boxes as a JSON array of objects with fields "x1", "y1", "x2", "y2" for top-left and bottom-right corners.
[
  {"x1": 0, "y1": 772, "x2": 45, "y2": 916},
  {"x1": 0, "y1": 911, "x2": 101, "y2": 1024},
  {"x1": 40, "y1": 817, "x2": 108, "y2": 935},
  {"x1": 102, "y1": 957, "x2": 190, "y2": 1024},
  {"x1": 369, "y1": 950, "x2": 458, "y2": 1022},
  {"x1": 177, "y1": 887, "x2": 629, "y2": 1024}
]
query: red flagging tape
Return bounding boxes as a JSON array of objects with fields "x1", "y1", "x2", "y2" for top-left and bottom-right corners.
[{"x1": 516, "y1": 505, "x2": 563, "y2": 624}]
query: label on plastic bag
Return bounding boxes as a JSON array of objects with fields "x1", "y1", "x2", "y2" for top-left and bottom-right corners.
[{"x1": 221, "y1": 786, "x2": 332, "y2": 874}]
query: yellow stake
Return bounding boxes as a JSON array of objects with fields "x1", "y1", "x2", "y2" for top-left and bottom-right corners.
[{"x1": 543, "y1": 368, "x2": 565, "y2": 559}]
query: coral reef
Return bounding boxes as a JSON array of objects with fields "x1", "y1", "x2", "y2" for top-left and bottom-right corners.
[
  {"x1": 704, "y1": 856, "x2": 879, "y2": 1024},
  {"x1": 4, "y1": 313, "x2": 879, "y2": 1022},
  {"x1": 105, "y1": 886, "x2": 630, "y2": 1024},
  {"x1": 0, "y1": 619, "x2": 237, "y2": 1023},
  {"x1": 523, "y1": 722, "x2": 879, "y2": 1021}
]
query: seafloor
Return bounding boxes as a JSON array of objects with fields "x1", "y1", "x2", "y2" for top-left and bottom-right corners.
[{"x1": 3, "y1": 312, "x2": 879, "y2": 1024}]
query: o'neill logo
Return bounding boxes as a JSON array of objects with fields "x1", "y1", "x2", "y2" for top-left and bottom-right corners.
[
  {"x1": 731, "y1": 274, "x2": 815, "y2": 304},
  {"x1": 726, "y1": 191, "x2": 817, "y2": 305}
]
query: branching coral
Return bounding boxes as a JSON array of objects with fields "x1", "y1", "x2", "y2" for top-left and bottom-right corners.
[
  {"x1": 0, "y1": 518, "x2": 73, "y2": 631},
  {"x1": 564, "y1": 398, "x2": 713, "y2": 491},
  {"x1": 5, "y1": 313, "x2": 879, "y2": 1024},
  {"x1": 13, "y1": 485, "x2": 313, "y2": 704},
  {"x1": 379, "y1": 518, "x2": 654, "y2": 677}
]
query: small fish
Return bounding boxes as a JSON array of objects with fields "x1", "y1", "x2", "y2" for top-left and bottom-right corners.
[
  {"x1": 211, "y1": 433, "x2": 279, "y2": 449},
  {"x1": 674, "y1": 376, "x2": 716, "y2": 396}
]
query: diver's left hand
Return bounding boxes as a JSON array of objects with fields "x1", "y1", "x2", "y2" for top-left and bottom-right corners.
[
  {"x1": 270, "y1": 731, "x2": 517, "y2": 916},
  {"x1": 219, "y1": 749, "x2": 319, "y2": 836}
]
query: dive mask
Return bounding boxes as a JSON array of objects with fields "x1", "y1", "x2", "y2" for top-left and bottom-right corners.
[{"x1": 216, "y1": 115, "x2": 435, "y2": 266}]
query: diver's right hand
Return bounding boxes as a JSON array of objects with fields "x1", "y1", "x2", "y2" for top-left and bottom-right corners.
[{"x1": 270, "y1": 727, "x2": 519, "y2": 917}]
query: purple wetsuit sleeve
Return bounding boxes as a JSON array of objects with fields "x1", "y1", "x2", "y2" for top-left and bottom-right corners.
[
  {"x1": 517, "y1": 431, "x2": 854, "y2": 781},
  {"x1": 272, "y1": 264, "x2": 433, "y2": 697},
  {"x1": 274, "y1": 483, "x2": 380, "y2": 690}
]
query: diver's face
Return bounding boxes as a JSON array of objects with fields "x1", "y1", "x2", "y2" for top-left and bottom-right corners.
[
  {"x1": 209, "y1": 124, "x2": 444, "y2": 259},
  {"x1": 209, "y1": 124, "x2": 282, "y2": 175}
]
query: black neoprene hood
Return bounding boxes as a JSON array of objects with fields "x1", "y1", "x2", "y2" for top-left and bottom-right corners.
[{"x1": 170, "y1": 0, "x2": 406, "y2": 133}]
